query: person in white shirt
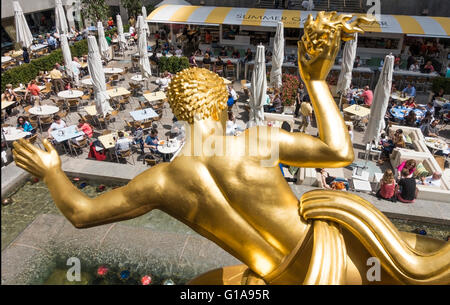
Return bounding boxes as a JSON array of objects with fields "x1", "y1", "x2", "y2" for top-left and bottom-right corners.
[
  {"x1": 70, "y1": 57, "x2": 82, "y2": 83},
  {"x1": 228, "y1": 85, "x2": 238, "y2": 101},
  {"x1": 48, "y1": 115, "x2": 67, "y2": 137},
  {"x1": 156, "y1": 71, "x2": 172, "y2": 90},
  {"x1": 175, "y1": 45, "x2": 183, "y2": 56},
  {"x1": 115, "y1": 131, "x2": 133, "y2": 152},
  {"x1": 420, "y1": 172, "x2": 442, "y2": 187},
  {"x1": 409, "y1": 60, "x2": 420, "y2": 72},
  {"x1": 129, "y1": 26, "x2": 135, "y2": 35},
  {"x1": 226, "y1": 111, "x2": 242, "y2": 136}
]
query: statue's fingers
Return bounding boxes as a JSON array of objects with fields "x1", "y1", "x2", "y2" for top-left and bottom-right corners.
[
  {"x1": 14, "y1": 160, "x2": 42, "y2": 178},
  {"x1": 42, "y1": 138, "x2": 56, "y2": 153},
  {"x1": 17, "y1": 138, "x2": 38, "y2": 154},
  {"x1": 12, "y1": 143, "x2": 34, "y2": 160},
  {"x1": 12, "y1": 150, "x2": 40, "y2": 172}
]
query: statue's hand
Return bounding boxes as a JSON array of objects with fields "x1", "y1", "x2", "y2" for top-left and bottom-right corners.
[
  {"x1": 12, "y1": 138, "x2": 61, "y2": 179},
  {"x1": 298, "y1": 12, "x2": 374, "y2": 81}
]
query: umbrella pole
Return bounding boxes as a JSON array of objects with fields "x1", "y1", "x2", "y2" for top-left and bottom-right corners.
[{"x1": 338, "y1": 93, "x2": 343, "y2": 111}]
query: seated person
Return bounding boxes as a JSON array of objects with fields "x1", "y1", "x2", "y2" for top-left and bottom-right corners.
[
  {"x1": 48, "y1": 115, "x2": 67, "y2": 139},
  {"x1": 132, "y1": 125, "x2": 144, "y2": 154},
  {"x1": 226, "y1": 111, "x2": 242, "y2": 136},
  {"x1": 402, "y1": 83, "x2": 416, "y2": 98},
  {"x1": 268, "y1": 93, "x2": 283, "y2": 113},
  {"x1": 16, "y1": 116, "x2": 36, "y2": 138},
  {"x1": 231, "y1": 49, "x2": 240, "y2": 58},
  {"x1": 204, "y1": 48, "x2": 213, "y2": 56},
  {"x1": 189, "y1": 53, "x2": 197, "y2": 67},
  {"x1": 396, "y1": 159, "x2": 416, "y2": 178},
  {"x1": 115, "y1": 131, "x2": 132, "y2": 152},
  {"x1": 397, "y1": 168, "x2": 418, "y2": 203},
  {"x1": 74, "y1": 119, "x2": 93, "y2": 144},
  {"x1": 219, "y1": 47, "x2": 227, "y2": 57},
  {"x1": 144, "y1": 129, "x2": 159, "y2": 153},
  {"x1": 423, "y1": 61, "x2": 435, "y2": 73},
  {"x1": 227, "y1": 85, "x2": 238, "y2": 109},
  {"x1": 203, "y1": 53, "x2": 212, "y2": 65},
  {"x1": 376, "y1": 169, "x2": 397, "y2": 202},
  {"x1": 175, "y1": 45, "x2": 183, "y2": 56},
  {"x1": 315, "y1": 168, "x2": 349, "y2": 191},
  {"x1": 418, "y1": 101, "x2": 435, "y2": 116},
  {"x1": 419, "y1": 172, "x2": 442, "y2": 187},
  {"x1": 378, "y1": 129, "x2": 405, "y2": 164},
  {"x1": 155, "y1": 71, "x2": 172, "y2": 90},
  {"x1": 403, "y1": 97, "x2": 416, "y2": 108},
  {"x1": 422, "y1": 119, "x2": 440, "y2": 137},
  {"x1": 404, "y1": 110, "x2": 417, "y2": 127}
]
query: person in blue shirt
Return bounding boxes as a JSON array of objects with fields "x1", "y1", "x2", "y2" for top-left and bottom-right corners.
[
  {"x1": 144, "y1": 129, "x2": 159, "y2": 153},
  {"x1": 402, "y1": 83, "x2": 416, "y2": 97},
  {"x1": 17, "y1": 116, "x2": 35, "y2": 137},
  {"x1": 446, "y1": 63, "x2": 450, "y2": 78},
  {"x1": 46, "y1": 33, "x2": 57, "y2": 51}
]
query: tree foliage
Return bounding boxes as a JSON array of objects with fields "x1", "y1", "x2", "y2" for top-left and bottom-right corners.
[
  {"x1": 121, "y1": 0, "x2": 143, "y2": 17},
  {"x1": 81, "y1": 0, "x2": 109, "y2": 24}
]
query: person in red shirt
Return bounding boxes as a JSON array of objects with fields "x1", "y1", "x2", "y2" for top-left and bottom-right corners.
[
  {"x1": 25, "y1": 80, "x2": 41, "y2": 106},
  {"x1": 423, "y1": 61, "x2": 435, "y2": 73},
  {"x1": 361, "y1": 85, "x2": 373, "y2": 107},
  {"x1": 77, "y1": 119, "x2": 93, "y2": 138},
  {"x1": 107, "y1": 17, "x2": 114, "y2": 29}
]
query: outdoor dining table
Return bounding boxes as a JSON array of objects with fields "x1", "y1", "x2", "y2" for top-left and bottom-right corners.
[
  {"x1": 30, "y1": 44, "x2": 47, "y2": 52},
  {"x1": 57, "y1": 89, "x2": 84, "y2": 99},
  {"x1": 51, "y1": 125, "x2": 84, "y2": 156},
  {"x1": 343, "y1": 104, "x2": 371, "y2": 117},
  {"x1": 1, "y1": 126, "x2": 31, "y2": 142},
  {"x1": 11, "y1": 50, "x2": 23, "y2": 58},
  {"x1": 143, "y1": 91, "x2": 166, "y2": 103},
  {"x1": 1, "y1": 56, "x2": 12, "y2": 63},
  {"x1": 129, "y1": 108, "x2": 158, "y2": 121},
  {"x1": 84, "y1": 105, "x2": 97, "y2": 116},
  {"x1": 1, "y1": 100, "x2": 16, "y2": 110},
  {"x1": 434, "y1": 97, "x2": 449, "y2": 107},
  {"x1": 390, "y1": 106, "x2": 425, "y2": 123},
  {"x1": 28, "y1": 105, "x2": 60, "y2": 132},
  {"x1": 391, "y1": 92, "x2": 412, "y2": 102},
  {"x1": 390, "y1": 69, "x2": 439, "y2": 78},
  {"x1": 130, "y1": 75, "x2": 147, "y2": 82},
  {"x1": 424, "y1": 137, "x2": 448, "y2": 154},
  {"x1": 97, "y1": 131, "x2": 131, "y2": 162},
  {"x1": 13, "y1": 85, "x2": 45, "y2": 94},
  {"x1": 157, "y1": 139, "x2": 182, "y2": 157},
  {"x1": 103, "y1": 67, "x2": 124, "y2": 74},
  {"x1": 80, "y1": 78, "x2": 93, "y2": 86},
  {"x1": 106, "y1": 87, "x2": 131, "y2": 98}
]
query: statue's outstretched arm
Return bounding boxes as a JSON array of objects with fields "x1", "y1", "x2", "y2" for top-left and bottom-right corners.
[
  {"x1": 13, "y1": 138, "x2": 164, "y2": 228},
  {"x1": 278, "y1": 13, "x2": 373, "y2": 168}
]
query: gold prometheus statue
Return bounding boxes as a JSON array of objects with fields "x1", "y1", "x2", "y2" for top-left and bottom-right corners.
[{"x1": 12, "y1": 12, "x2": 449, "y2": 284}]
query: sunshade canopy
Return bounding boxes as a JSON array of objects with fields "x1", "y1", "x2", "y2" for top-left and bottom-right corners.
[{"x1": 147, "y1": 5, "x2": 450, "y2": 37}]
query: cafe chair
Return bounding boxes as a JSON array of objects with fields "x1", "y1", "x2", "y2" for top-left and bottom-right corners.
[
  {"x1": 72, "y1": 137, "x2": 89, "y2": 156},
  {"x1": 226, "y1": 64, "x2": 235, "y2": 79},
  {"x1": 202, "y1": 63, "x2": 211, "y2": 71},
  {"x1": 67, "y1": 99, "x2": 80, "y2": 112},
  {"x1": 97, "y1": 113, "x2": 111, "y2": 130},
  {"x1": 41, "y1": 82, "x2": 53, "y2": 99},
  {"x1": 118, "y1": 149, "x2": 135, "y2": 165},
  {"x1": 140, "y1": 120, "x2": 153, "y2": 131}
]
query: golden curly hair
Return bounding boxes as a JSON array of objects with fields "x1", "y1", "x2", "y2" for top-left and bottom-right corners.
[{"x1": 167, "y1": 67, "x2": 228, "y2": 124}]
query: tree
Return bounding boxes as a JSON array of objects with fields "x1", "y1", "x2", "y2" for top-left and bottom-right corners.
[
  {"x1": 121, "y1": 0, "x2": 143, "y2": 17},
  {"x1": 81, "y1": 0, "x2": 109, "y2": 23}
]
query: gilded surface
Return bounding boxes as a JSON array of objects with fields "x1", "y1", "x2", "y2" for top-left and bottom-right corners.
[{"x1": 13, "y1": 12, "x2": 449, "y2": 284}]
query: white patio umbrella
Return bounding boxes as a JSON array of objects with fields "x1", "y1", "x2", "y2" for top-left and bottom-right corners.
[
  {"x1": 87, "y1": 36, "x2": 113, "y2": 118},
  {"x1": 97, "y1": 22, "x2": 110, "y2": 61},
  {"x1": 136, "y1": 16, "x2": 149, "y2": 38},
  {"x1": 336, "y1": 33, "x2": 358, "y2": 109},
  {"x1": 138, "y1": 26, "x2": 152, "y2": 79},
  {"x1": 270, "y1": 22, "x2": 284, "y2": 89},
  {"x1": 249, "y1": 45, "x2": 266, "y2": 127},
  {"x1": 60, "y1": 34, "x2": 73, "y2": 79},
  {"x1": 362, "y1": 54, "x2": 394, "y2": 160},
  {"x1": 142, "y1": 6, "x2": 150, "y2": 37},
  {"x1": 116, "y1": 15, "x2": 127, "y2": 51},
  {"x1": 13, "y1": 1, "x2": 33, "y2": 48},
  {"x1": 55, "y1": 0, "x2": 69, "y2": 35}
]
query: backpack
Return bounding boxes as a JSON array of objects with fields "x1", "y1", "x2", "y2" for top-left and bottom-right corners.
[{"x1": 88, "y1": 142, "x2": 106, "y2": 161}]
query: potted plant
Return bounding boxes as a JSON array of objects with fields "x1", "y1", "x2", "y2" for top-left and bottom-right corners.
[{"x1": 281, "y1": 73, "x2": 300, "y2": 113}]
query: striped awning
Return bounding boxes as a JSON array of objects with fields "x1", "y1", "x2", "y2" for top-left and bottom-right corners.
[{"x1": 147, "y1": 5, "x2": 450, "y2": 38}]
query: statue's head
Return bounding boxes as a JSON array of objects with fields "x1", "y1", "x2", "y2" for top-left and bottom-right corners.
[{"x1": 167, "y1": 68, "x2": 229, "y2": 126}]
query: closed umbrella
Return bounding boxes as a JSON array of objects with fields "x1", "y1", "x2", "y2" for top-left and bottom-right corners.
[
  {"x1": 116, "y1": 15, "x2": 127, "y2": 51},
  {"x1": 97, "y1": 22, "x2": 110, "y2": 61},
  {"x1": 13, "y1": 1, "x2": 33, "y2": 48},
  {"x1": 60, "y1": 34, "x2": 73, "y2": 79},
  {"x1": 336, "y1": 33, "x2": 358, "y2": 109},
  {"x1": 138, "y1": 26, "x2": 152, "y2": 79},
  {"x1": 270, "y1": 22, "x2": 284, "y2": 89},
  {"x1": 87, "y1": 36, "x2": 113, "y2": 118},
  {"x1": 363, "y1": 54, "x2": 394, "y2": 144},
  {"x1": 55, "y1": 0, "x2": 69, "y2": 35},
  {"x1": 142, "y1": 6, "x2": 150, "y2": 37},
  {"x1": 136, "y1": 16, "x2": 149, "y2": 39},
  {"x1": 249, "y1": 45, "x2": 266, "y2": 127}
]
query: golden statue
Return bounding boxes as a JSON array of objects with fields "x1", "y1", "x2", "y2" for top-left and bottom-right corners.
[{"x1": 13, "y1": 12, "x2": 449, "y2": 285}]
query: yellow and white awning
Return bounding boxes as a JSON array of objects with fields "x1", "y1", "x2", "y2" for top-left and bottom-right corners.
[{"x1": 147, "y1": 5, "x2": 450, "y2": 38}]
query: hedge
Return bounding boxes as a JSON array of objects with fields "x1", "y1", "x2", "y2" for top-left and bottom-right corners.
[
  {"x1": 1, "y1": 39, "x2": 88, "y2": 92},
  {"x1": 431, "y1": 76, "x2": 450, "y2": 94},
  {"x1": 158, "y1": 56, "x2": 189, "y2": 75}
]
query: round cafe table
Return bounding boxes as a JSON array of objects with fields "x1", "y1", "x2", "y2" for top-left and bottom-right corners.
[
  {"x1": 81, "y1": 78, "x2": 93, "y2": 86},
  {"x1": 424, "y1": 137, "x2": 448, "y2": 154},
  {"x1": 390, "y1": 106, "x2": 425, "y2": 123},
  {"x1": 1, "y1": 56, "x2": 12, "y2": 64},
  {"x1": 103, "y1": 67, "x2": 124, "y2": 74},
  {"x1": 131, "y1": 75, "x2": 147, "y2": 82},
  {"x1": 57, "y1": 90, "x2": 84, "y2": 99},
  {"x1": 157, "y1": 140, "x2": 181, "y2": 160},
  {"x1": 28, "y1": 105, "x2": 60, "y2": 132}
]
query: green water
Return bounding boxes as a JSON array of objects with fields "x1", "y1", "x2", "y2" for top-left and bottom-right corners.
[{"x1": 1, "y1": 180, "x2": 195, "y2": 251}]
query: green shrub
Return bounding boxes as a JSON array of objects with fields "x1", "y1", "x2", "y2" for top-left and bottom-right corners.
[
  {"x1": 281, "y1": 73, "x2": 300, "y2": 106},
  {"x1": 1, "y1": 39, "x2": 88, "y2": 92},
  {"x1": 431, "y1": 77, "x2": 450, "y2": 94},
  {"x1": 158, "y1": 56, "x2": 189, "y2": 75}
]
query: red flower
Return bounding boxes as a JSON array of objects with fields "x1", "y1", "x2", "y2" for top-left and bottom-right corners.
[
  {"x1": 97, "y1": 266, "x2": 108, "y2": 276},
  {"x1": 141, "y1": 275, "x2": 152, "y2": 285}
]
